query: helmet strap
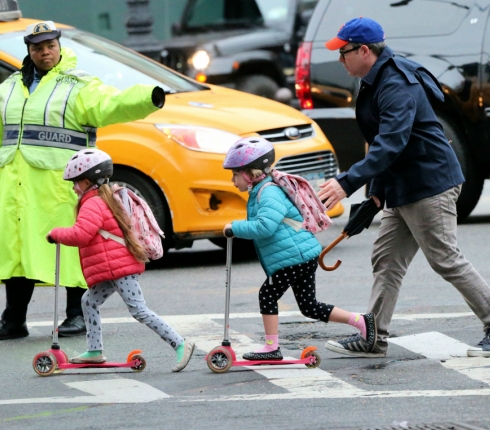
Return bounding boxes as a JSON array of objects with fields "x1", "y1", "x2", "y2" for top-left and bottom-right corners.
[{"x1": 241, "y1": 171, "x2": 266, "y2": 193}]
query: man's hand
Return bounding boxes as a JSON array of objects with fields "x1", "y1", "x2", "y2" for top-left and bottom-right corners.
[
  {"x1": 371, "y1": 196, "x2": 382, "y2": 208},
  {"x1": 317, "y1": 179, "x2": 347, "y2": 211}
]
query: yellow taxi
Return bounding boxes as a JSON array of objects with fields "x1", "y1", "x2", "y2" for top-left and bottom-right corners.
[{"x1": 0, "y1": 9, "x2": 343, "y2": 251}]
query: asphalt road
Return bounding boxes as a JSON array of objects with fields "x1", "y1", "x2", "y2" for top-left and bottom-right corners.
[{"x1": 1, "y1": 183, "x2": 490, "y2": 430}]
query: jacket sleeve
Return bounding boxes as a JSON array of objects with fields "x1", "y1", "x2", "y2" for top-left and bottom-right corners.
[
  {"x1": 232, "y1": 188, "x2": 288, "y2": 240},
  {"x1": 336, "y1": 78, "x2": 416, "y2": 196},
  {"x1": 50, "y1": 199, "x2": 105, "y2": 247},
  {"x1": 74, "y1": 79, "x2": 164, "y2": 128}
]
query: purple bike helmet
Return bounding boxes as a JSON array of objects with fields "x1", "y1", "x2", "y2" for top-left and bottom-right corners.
[{"x1": 223, "y1": 137, "x2": 275, "y2": 172}]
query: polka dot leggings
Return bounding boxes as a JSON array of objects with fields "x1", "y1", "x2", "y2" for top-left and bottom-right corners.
[
  {"x1": 82, "y1": 274, "x2": 184, "y2": 351},
  {"x1": 259, "y1": 258, "x2": 334, "y2": 322}
]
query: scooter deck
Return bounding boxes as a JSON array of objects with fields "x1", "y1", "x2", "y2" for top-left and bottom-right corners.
[
  {"x1": 57, "y1": 361, "x2": 139, "y2": 369},
  {"x1": 233, "y1": 357, "x2": 315, "y2": 367}
]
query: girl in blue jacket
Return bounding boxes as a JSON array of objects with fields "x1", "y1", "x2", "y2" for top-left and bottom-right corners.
[{"x1": 223, "y1": 137, "x2": 378, "y2": 360}]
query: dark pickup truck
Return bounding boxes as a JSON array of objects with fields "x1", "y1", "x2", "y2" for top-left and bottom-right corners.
[{"x1": 160, "y1": 0, "x2": 318, "y2": 104}]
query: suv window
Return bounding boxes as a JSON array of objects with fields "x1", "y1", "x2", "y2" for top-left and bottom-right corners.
[
  {"x1": 0, "y1": 62, "x2": 13, "y2": 84},
  {"x1": 313, "y1": 0, "x2": 470, "y2": 41}
]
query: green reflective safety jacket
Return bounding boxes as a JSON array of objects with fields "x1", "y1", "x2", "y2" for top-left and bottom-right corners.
[{"x1": 0, "y1": 47, "x2": 162, "y2": 287}]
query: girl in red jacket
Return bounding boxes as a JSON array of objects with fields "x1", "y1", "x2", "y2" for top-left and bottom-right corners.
[{"x1": 47, "y1": 149, "x2": 195, "y2": 372}]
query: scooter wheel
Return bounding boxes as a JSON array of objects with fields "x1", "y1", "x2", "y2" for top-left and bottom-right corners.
[
  {"x1": 33, "y1": 352, "x2": 57, "y2": 377},
  {"x1": 207, "y1": 347, "x2": 233, "y2": 373},
  {"x1": 130, "y1": 354, "x2": 146, "y2": 372},
  {"x1": 304, "y1": 350, "x2": 321, "y2": 368},
  {"x1": 54, "y1": 351, "x2": 69, "y2": 374}
]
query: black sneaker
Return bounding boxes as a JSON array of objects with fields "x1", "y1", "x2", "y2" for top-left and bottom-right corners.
[
  {"x1": 242, "y1": 348, "x2": 283, "y2": 361},
  {"x1": 58, "y1": 315, "x2": 87, "y2": 337},
  {"x1": 0, "y1": 320, "x2": 29, "y2": 340},
  {"x1": 467, "y1": 329, "x2": 490, "y2": 357},
  {"x1": 324, "y1": 313, "x2": 384, "y2": 358}
]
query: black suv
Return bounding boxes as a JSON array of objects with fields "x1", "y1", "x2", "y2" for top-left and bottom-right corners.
[
  {"x1": 297, "y1": 0, "x2": 490, "y2": 220},
  {"x1": 160, "y1": 0, "x2": 318, "y2": 103}
]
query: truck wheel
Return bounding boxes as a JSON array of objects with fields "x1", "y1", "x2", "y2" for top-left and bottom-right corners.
[
  {"x1": 236, "y1": 75, "x2": 279, "y2": 100},
  {"x1": 110, "y1": 168, "x2": 172, "y2": 253},
  {"x1": 438, "y1": 116, "x2": 484, "y2": 222}
]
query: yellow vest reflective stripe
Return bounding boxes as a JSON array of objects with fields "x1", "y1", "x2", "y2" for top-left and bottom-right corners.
[{"x1": 2, "y1": 124, "x2": 96, "y2": 150}]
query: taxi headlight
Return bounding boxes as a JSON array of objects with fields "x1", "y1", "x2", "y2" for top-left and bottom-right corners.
[
  {"x1": 191, "y1": 50, "x2": 211, "y2": 70},
  {"x1": 156, "y1": 124, "x2": 240, "y2": 154}
]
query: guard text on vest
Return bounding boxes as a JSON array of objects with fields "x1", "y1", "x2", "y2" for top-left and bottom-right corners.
[{"x1": 38, "y1": 131, "x2": 72, "y2": 143}]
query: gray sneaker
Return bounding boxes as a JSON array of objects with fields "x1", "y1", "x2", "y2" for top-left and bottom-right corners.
[
  {"x1": 467, "y1": 330, "x2": 490, "y2": 357},
  {"x1": 172, "y1": 339, "x2": 195, "y2": 372}
]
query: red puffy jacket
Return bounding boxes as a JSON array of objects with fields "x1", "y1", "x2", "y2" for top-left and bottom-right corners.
[{"x1": 50, "y1": 189, "x2": 145, "y2": 287}]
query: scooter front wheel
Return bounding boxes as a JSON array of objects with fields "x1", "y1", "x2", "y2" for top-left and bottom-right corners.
[
  {"x1": 33, "y1": 352, "x2": 57, "y2": 377},
  {"x1": 130, "y1": 354, "x2": 146, "y2": 372},
  {"x1": 207, "y1": 347, "x2": 233, "y2": 373},
  {"x1": 304, "y1": 350, "x2": 321, "y2": 369}
]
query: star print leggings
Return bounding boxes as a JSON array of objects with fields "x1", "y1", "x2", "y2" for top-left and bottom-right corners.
[
  {"x1": 81, "y1": 274, "x2": 184, "y2": 352},
  {"x1": 259, "y1": 258, "x2": 334, "y2": 322}
]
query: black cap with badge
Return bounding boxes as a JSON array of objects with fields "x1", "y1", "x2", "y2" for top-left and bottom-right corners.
[{"x1": 24, "y1": 21, "x2": 61, "y2": 44}]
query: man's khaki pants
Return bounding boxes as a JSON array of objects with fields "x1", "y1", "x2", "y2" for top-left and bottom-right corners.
[{"x1": 367, "y1": 185, "x2": 490, "y2": 352}]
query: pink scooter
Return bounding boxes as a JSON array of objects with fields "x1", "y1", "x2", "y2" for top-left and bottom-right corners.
[
  {"x1": 205, "y1": 232, "x2": 321, "y2": 373},
  {"x1": 32, "y1": 243, "x2": 146, "y2": 376}
]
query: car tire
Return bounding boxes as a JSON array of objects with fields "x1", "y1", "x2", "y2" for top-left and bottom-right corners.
[
  {"x1": 438, "y1": 116, "x2": 484, "y2": 222},
  {"x1": 110, "y1": 167, "x2": 172, "y2": 253},
  {"x1": 236, "y1": 74, "x2": 279, "y2": 100}
]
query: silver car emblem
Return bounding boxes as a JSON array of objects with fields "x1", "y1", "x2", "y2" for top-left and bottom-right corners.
[{"x1": 284, "y1": 127, "x2": 300, "y2": 140}]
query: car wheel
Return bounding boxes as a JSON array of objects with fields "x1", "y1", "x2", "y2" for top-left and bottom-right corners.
[
  {"x1": 438, "y1": 116, "x2": 484, "y2": 222},
  {"x1": 110, "y1": 167, "x2": 172, "y2": 252},
  {"x1": 236, "y1": 74, "x2": 279, "y2": 100}
]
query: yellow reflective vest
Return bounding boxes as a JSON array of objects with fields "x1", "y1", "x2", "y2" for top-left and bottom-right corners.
[{"x1": 0, "y1": 47, "x2": 161, "y2": 287}]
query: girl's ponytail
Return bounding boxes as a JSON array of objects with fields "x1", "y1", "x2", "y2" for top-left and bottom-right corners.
[{"x1": 97, "y1": 184, "x2": 148, "y2": 263}]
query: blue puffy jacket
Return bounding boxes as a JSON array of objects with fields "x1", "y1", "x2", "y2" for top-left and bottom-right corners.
[{"x1": 231, "y1": 176, "x2": 322, "y2": 277}]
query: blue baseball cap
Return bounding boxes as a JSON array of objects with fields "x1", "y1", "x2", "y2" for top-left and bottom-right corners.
[{"x1": 325, "y1": 17, "x2": 385, "y2": 50}]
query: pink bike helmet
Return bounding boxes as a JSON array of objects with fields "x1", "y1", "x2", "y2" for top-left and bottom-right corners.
[
  {"x1": 63, "y1": 149, "x2": 113, "y2": 186},
  {"x1": 223, "y1": 137, "x2": 275, "y2": 171}
]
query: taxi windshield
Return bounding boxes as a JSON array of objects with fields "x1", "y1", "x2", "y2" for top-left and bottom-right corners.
[{"x1": 0, "y1": 29, "x2": 206, "y2": 93}]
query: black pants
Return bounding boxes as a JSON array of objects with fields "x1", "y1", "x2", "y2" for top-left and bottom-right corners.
[
  {"x1": 259, "y1": 258, "x2": 334, "y2": 322},
  {"x1": 1, "y1": 277, "x2": 85, "y2": 324}
]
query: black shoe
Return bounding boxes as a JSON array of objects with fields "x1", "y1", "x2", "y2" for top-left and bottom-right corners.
[
  {"x1": 0, "y1": 320, "x2": 29, "y2": 340},
  {"x1": 58, "y1": 315, "x2": 86, "y2": 337},
  {"x1": 242, "y1": 348, "x2": 283, "y2": 361}
]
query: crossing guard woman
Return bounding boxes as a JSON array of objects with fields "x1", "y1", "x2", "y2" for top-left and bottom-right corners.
[{"x1": 0, "y1": 21, "x2": 165, "y2": 339}]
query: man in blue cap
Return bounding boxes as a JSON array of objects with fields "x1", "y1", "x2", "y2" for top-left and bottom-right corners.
[{"x1": 318, "y1": 17, "x2": 490, "y2": 358}]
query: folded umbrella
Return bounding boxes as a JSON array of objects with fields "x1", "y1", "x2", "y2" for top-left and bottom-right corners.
[{"x1": 319, "y1": 198, "x2": 382, "y2": 271}]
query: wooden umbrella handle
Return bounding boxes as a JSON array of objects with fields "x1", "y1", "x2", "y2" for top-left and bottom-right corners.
[{"x1": 318, "y1": 232, "x2": 348, "y2": 271}]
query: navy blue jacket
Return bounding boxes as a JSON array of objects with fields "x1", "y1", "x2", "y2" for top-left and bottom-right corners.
[{"x1": 335, "y1": 46, "x2": 464, "y2": 208}]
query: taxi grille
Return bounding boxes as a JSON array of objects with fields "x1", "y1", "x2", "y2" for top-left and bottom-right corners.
[
  {"x1": 258, "y1": 124, "x2": 315, "y2": 143},
  {"x1": 274, "y1": 150, "x2": 338, "y2": 180}
]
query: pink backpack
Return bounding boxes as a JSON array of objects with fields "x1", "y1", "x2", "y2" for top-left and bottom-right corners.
[
  {"x1": 103, "y1": 185, "x2": 165, "y2": 260},
  {"x1": 257, "y1": 169, "x2": 332, "y2": 234}
]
